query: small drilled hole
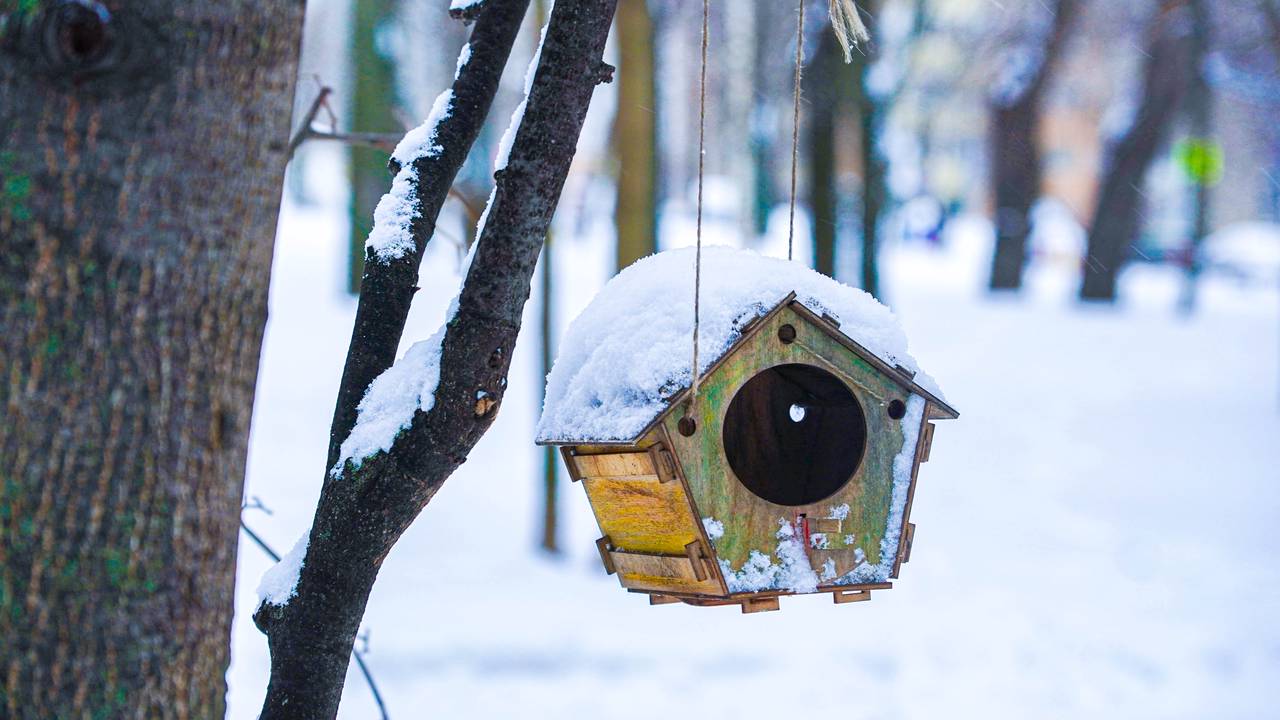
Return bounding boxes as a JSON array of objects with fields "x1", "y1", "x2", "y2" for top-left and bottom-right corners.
[
  {"x1": 777, "y1": 324, "x2": 796, "y2": 344},
  {"x1": 887, "y1": 399, "x2": 907, "y2": 420},
  {"x1": 677, "y1": 416, "x2": 697, "y2": 437},
  {"x1": 56, "y1": 1, "x2": 111, "y2": 64}
]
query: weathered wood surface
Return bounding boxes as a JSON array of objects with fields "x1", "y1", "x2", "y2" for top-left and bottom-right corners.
[
  {"x1": 0, "y1": 2, "x2": 303, "y2": 716},
  {"x1": 610, "y1": 549, "x2": 721, "y2": 595},
  {"x1": 574, "y1": 450, "x2": 654, "y2": 479},
  {"x1": 663, "y1": 306, "x2": 911, "y2": 582},
  {"x1": 583, "y1": 471, "x2": 700, "y2": 555}
]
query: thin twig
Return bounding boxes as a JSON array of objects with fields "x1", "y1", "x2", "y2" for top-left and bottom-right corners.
[
  {"x1": 286, "y1": 86, "x2": 335, "y2": 161},
  {"x1": 300, "y1": 131, "x2": 403, "y2": 154},
  {"x1": 285, "y1": 86, "x2": 406, "y2": 161}
]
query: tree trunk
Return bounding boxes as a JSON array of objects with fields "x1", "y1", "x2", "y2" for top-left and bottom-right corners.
[
  {"x1": 750, "y1": 0, "x2": 776, "y2": 236},
  {"x1": 348, "y1": 0, "x2": 400, "y2": 293},
  {"x1": 1081, "y1": 0, "x2": 1196, "y2": 302},
  {"x1": 613, "y1": 0, "x2": 657, "y2": 271},
  {"x1": 1178, "y1": 0, "x2": 1212, "y2": 314},
  {"x1": 256, "y1": 1, "x2": 618, "y2": 717},
  {"x1": 808, "y1": 30, "x2": 849, "y2": 277},
  {"x1": 0, "y1": 2, "x2": 303, "y2": 717},
  {"x1": 988, "y1": 0, "x2": 1081, "y2": 291},
  {"x1": 535, "y1": 0, "x2": 560, "y2": 555},
  {"x1": 848, "y1": 9, "x2": 886, "y2": 300},
  {"x1": 539, "y1": 240, "x2": 559, "y2": 553}
]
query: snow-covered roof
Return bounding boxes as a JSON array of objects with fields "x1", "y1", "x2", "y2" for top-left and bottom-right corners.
[{"x1": 536, "y1": 246, "x2": 950, "y2": 444}]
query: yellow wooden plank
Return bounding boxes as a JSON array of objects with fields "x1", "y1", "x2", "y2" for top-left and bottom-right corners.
[
  {"x1": 611, "y1": 551, "x2": 723, "y2": 595},
  {"x1": 574, "y1": 451, "x2": 654, "y2": 478},
  {"x1": 741, "y1": 597, "x2": 780, "y2": 614},
  {"x1": 611, "y1": 551, "x2": 698, "y2": 580},
  {"x1": 583, "y1": 474, "x2": 701, "y2": 555}
]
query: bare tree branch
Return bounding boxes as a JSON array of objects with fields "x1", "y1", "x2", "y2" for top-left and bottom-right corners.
[
  {"x1": 325, "y1": 0, "x2": 532, "y2": 473},
  {"x1": 1081, "y1": 0, "x2": 1198, "y2": 301},
  {"x1": 988, "y1": 0, "x2": 1082, "y2": 290},
  {"x1": 252, "y1": 0, "x2": 619, "y2": 717}
]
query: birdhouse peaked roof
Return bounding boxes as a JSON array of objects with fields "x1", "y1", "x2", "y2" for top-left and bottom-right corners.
[{"x1": 537, "y1": 246, "x2": 957, "y2": 445}]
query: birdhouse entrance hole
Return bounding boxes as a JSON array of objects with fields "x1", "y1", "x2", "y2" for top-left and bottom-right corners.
[{"x1": 722, "y1": 363, "x2": 867, "y2": 507}]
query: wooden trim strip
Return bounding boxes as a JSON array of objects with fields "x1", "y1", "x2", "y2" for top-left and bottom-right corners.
[
  {"x1": 596, "y1": 536, "x2": 616, "y2": 575},
  {"x1": 685, "y1": 540, "x2": 708, "y2": 581},
  {"x1": 658, "y1": 424, "x2": 732, "y2": 596},
  {"x1": 561, "y1": 447, "x2": 584, "y2": 482}
]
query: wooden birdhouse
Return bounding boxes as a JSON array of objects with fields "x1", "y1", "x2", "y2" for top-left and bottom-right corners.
[{"x1": 537, "y1": 248, "x2": 957, "y2": 613}]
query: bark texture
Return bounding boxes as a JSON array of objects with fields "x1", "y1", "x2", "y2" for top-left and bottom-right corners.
[
  {"x1": 1081, "y1": 0, "x2": 1196, "y2": 301},
  {"x1": 256, "y1": 0, "x2": 618, "y2": 717},
  {"x1": 988, "y1": 0, "x2": 1080, "y2": 291},
  {"x1": 326, "y1": 0, "x2": 531, "y2": 472},
  {"x1": 0, "y1": 1, "x2": 303, "y2": 717}
]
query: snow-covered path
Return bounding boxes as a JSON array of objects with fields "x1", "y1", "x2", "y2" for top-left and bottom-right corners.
[{"x1": 227, "y1": 198, "x2": 1280, "y2": 719}]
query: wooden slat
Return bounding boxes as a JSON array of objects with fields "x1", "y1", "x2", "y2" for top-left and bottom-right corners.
[
  {"x1": 648, "y1": 445, "x2": 677, "y2": 484},
  {"x1": 596, "y1": 537, "x2": 615, "y2": 575},
  {"x1": 902, "y1": 522, "x2": 916, "y2": 563},
  {"x1": 832, "y1": 588, "x2": 871, "y2": 604},
  {"x1": 808, "y1": 518, "x2": 842, "y2": 533},
  {"x1": 741, "y1": 597, "x2": 780, "y2": 614},
  {"x1": 648, "y1": 594, "x2": 681, "y2": 605},
  {"x1": 582, "y1": 473, "x2": 701, "y2": 556},
  {"x1": 920, "y1": 422, "x2": 935, "y2": 463},
  {"x1": 573, "y1": 451, "x2": 654, "y2": 479},
  {"x1": 610, "y1": 549, "x2": 724, "y2": 595},
  {"x1": 611, "y1": 551, "x2": 698, "y2": 580},
  {"x1": 685, "y1": 540, "x2": 709, "y2": 581},
  {"x1": 561, "y1": 447, "x2": 584, "y2": 482}
]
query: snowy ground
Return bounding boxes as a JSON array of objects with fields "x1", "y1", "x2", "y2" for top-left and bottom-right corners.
[{"x1": 226, "y1": 180, "x2": 1280, "y2": 718}]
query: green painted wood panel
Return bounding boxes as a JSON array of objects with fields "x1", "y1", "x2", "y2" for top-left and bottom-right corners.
[{"x1": 662, "y1": 306, "x2": 909, "y2": 584}]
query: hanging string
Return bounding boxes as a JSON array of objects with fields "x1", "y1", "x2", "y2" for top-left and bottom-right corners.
[
  {"x1": 828, "y1": 0, "x2": 870, "y2": 63},
  {"x1": 689, "y1": 0, "x2": 710, "y2": 412},
  {"x1": 787, "y1": 0, "x2": 805, "y2": 263}
]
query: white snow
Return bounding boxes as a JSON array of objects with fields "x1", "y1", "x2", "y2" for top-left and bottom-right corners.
[
  {"x1": 364, "y1": 165, "x2": 420, "y2": 262},
  {"x1": 448, "y1": 0, "x2": 484, "y2": 10},
  {"x1": 702, "y1": 517, "x2": 725, "y2": 541},
  {"x1": 334, "y1": 243, "x2": 477, "y2": 472},
  {"x1": 716, "y1": 400, "x2": 923, "y2": 590},
  {"x1": 720, "y1": 520, "x2": 821, "y2": 594},
  {"x1": 231, "y1": 163, "x2": 1280, "y2": 719},
  {"x1": 454, "y1": 42, "x2": 472, "y2": 78},
  {"x1": 831, "y1": 394, "x2": 926, "y2": 585},
  {"x1": 495, "y1": 23, "x2": 547, "y2": 172},
  {"x1": 255, "y1": 533, "x2": 308, "y2": 607},
  {"x1": 1203, "y1": 222, "x2": 1280, "y2": 285},
  {"x1": 537, "y1": 246, "x2": 942, "y2": 443},
  {"x1": 334, "y1": 326, "x2": 447, "y2": 472},
  {"x1": 391, "y1": 88, "x2": 455, "y2": 169}
]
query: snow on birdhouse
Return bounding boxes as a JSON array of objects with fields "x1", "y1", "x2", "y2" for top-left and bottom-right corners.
[{"x1": 537, "y1": 247, "x2": 957, "y2": 613}]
